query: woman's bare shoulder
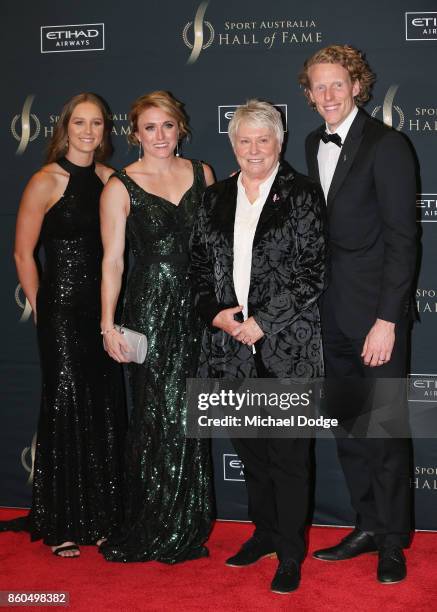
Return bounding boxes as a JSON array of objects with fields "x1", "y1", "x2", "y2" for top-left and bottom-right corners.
[
  {"x1": 95, "y1": 162, "x2": 115, "y2": 184},
  {"x1": 26, "y1": 163, "x2": 67, "y2": 194}
]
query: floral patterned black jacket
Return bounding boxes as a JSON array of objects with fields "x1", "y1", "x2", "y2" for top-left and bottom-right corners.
[{"x1": 190, "y1": 160, "x2": 328, "y2": 379}]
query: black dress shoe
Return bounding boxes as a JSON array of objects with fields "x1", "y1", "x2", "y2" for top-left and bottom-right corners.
[
  {"x1": 225, "y1": 535, "x2": 275, "y2": 567},
  {"x1": 377, "y1": 546, "x2": 406, "y2": 583},
  {"x1": 313, "y1": 528, "x2": 377, "y2": 561},
  {"x1": 271, "y1": 559, "x2": 301, "y2": 594}
]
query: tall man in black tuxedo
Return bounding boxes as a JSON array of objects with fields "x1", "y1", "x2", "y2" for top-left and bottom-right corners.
[{"x1": 300, "y1": 45, "x2": 417, "y2": 583}]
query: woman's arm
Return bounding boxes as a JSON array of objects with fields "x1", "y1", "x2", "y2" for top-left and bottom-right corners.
[
  {"x1": 100, "y1": 177, "x2": 130, "y2": 362},
  {"x1": 96, "y1": 162, "x2": 115, "y2": 185},
  {"x1": 14, "y1": 172, "x2": 58, "y2": 319}
]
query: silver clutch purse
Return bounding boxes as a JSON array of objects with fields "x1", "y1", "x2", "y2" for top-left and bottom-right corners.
[{"x1": 114, "y1": 324, "x2": 148, "y2": 364}]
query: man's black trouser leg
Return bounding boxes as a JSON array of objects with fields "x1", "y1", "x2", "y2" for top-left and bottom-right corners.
[{"x1": 322, "y1": 307, "x2": 412, "y2": 548}]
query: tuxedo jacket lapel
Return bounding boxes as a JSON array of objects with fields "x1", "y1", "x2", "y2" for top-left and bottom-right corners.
[
  {"x1": 327, "y1": 110, "x2": 367, "y2": 207},
  {"x1": 307, "y1": 129, "x2": 322, "y2": 184}
]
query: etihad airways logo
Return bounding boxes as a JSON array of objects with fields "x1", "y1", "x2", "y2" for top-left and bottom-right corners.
[
  {"x1": 405, "y1": 12, "x2": 437, "y2": 40},
  {"x1": 408, "y1": 374, "x2": 437, "y2": 403},
  {"x1": 41, "y1": 23, "x2": 105, "y2": 53},
  {"x1": 223, "y1": 454, "x2": 245, "y2": 481},
  {"x1": 417, "y1": 194, "x2": 437, "y2": 222}
]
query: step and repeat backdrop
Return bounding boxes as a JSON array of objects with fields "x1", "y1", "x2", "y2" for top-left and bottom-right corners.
[{"x1": 1, "y1": 0, "x2": 436, "y2": 528}]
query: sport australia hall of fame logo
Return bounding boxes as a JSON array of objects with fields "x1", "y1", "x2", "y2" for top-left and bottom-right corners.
[
  {"x1": 182, "y1": 1, "x2": 215, "y2": 64},
  {"x1": 371, "y1": 85, "x2": 404, "y2": 131},
  {"x1": 15, "y1": 283, "x2": 32, "y2": 322},
  {"x1": 223, "y1": 454, "x2": 245, "y2": 482},
  {"x1": 21, "y1": 433, "x2": 37, "y2": 485},
  {"x1": 10, "y1": 95, "x2": 41, "y2": 155}
]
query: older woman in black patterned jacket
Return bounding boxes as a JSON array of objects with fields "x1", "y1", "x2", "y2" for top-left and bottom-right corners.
[{"x1": 190, "y1": 99, "x2": 327, "y2": 595}]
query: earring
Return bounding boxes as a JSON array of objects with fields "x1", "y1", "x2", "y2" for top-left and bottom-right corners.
[
  {"x1": 138, "y1": 141, "x2": 143, "y2": 160},
  {"x1": 64, "y1": 138, "x2": 69, "y2": 149},
  {"x1": 175, "y1": 142, "x2": 180, "y2": 157}
]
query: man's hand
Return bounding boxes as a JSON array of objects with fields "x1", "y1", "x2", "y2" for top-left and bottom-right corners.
[
  {"x1": 361, "y1": 318, "x2": 395, "y2": 367},
  {"x1": 212, "y1": 306, "x2": 244, "y2": 335},
  {"x1": 232, "y1": 316, "x2": 264, "y2": 346}
]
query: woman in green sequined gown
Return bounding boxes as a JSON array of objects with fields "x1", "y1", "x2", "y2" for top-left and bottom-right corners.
[{"x1": 100, "y1": 92, "x2": 214, "y2": 563}]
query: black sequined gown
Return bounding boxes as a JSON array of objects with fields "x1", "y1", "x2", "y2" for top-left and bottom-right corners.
[
  {"x1": 29, "y1": 157, "x2": 126, "y2": 546},
  {"x1": 101, "y1": 159, "x2": 213, "y2": 564}
]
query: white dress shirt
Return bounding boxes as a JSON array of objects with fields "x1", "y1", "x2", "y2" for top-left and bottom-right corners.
[
  {"x1": 317, "y1": 106, "x2": 358, "y2": 201},
  {"x1": 233, "y1": 163, "x2": 279, "y2": 320}
]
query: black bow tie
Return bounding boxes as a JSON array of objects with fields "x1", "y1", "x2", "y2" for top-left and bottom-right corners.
[{"x1": 320, "y1": 131, "x2": 342, "y2": 147}]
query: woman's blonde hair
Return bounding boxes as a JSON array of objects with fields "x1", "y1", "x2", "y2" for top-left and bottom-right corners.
[{"x1": 127, "y1": 90, "x2": 190, "y2": 145}]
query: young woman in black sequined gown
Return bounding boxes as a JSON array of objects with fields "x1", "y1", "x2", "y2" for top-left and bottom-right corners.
[
  {"x1": 100, "y1": 91, "x2": 214, "y2": 563},
  {"x1": 14, "y1": 94, "x2": 126, "y2": 557}
]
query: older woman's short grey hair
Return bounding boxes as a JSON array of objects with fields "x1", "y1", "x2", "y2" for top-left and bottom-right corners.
[{"x1": 228, "y1": 99, "x2": 284, "y2": 148}]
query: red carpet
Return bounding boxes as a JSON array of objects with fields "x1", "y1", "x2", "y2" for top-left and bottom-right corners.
[{"x1": 0, "y1": 509, "x2": 435, "y2": 611}]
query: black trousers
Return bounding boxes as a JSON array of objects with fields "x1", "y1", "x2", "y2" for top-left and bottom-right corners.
[
  {"x1": 322, "y1": 302, "x2": 412, "y2": 548},
  {"x1": 231, "y1": 352, "x2": 310, "y2": 563}
]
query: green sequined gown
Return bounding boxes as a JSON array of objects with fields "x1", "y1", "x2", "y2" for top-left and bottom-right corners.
[{"x1": 101, "y1": 160, "x2": 213, "y2": 563}]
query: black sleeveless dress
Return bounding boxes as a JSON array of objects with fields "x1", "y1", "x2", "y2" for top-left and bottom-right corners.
[
  {"x1": 29, "y1": 157, "x2": 127, "y2": 546},
  {"x1": 101, "y1": 159, "x2": 213, "y2": 563}
]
